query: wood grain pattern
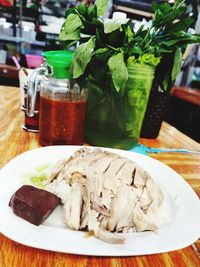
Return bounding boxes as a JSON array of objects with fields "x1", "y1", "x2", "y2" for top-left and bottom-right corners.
[{"x1": 0, "y1": 86, "x2": 200, "y2": 267}]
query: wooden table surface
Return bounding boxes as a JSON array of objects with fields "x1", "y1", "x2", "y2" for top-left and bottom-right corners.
[{"x1": 0, "y1": 86, "x2": 200, "y2": 267}]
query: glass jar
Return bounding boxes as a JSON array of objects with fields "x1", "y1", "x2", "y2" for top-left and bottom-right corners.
[
  {"x1": 39, "y1": 77, "x2": 87, "y2": 146},
  {"x1": 84, "y1": 64, "x2": 155, "y2": 149},
  {"x1": 23, "y1": 66, "x2": 47, "y2": 132}
]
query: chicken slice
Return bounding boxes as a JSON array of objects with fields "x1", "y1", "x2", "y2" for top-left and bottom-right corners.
[
  {"x1": 90, "y1": 153, "x2": 119, "y2": 173},
  {"x1": 80, "y1": 184, "x2": 89, "y2": 229},
  {"x1": 87, "y1": 170, "x2": 105, "y2": 197},
  {"x1": 45, "y1": 179, "x2": 71, "y2": 204},
  {"x1": 133, "y1": 166, "x2": 148, "y2": 188},
  {"x1": 47, "y1": 159, "x2": 67, "y2": 182},
  {"x1": 88, "y1": 210, "x2": 125, "y2": 244},
  {"x1": 116, "y1": 161, "x2": 136, "y2": 186},
  {"x1": 146, "y1": 178, "x2": 163, "y2": 205},
  {"x1": 133, "y1": 202, "x2": 158, "y2": 232},
  {"x1": 64, "y1": 182, "x2": 83, "y2": 230},
  {"x1": 108, "y1": 184, "x2": 138, "y2": 232},
  {"x1": 139, "y1": 186, "x2": 152, "y2": 211}
]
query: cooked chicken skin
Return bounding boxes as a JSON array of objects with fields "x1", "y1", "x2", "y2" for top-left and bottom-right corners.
[{"x1": 45, "y1": 148, "x2": 163, "y2": 244}]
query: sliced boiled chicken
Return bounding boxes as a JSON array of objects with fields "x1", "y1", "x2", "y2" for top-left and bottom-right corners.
[{"x1": 45, "y1": 148, "x2": 163, "y2": 244}]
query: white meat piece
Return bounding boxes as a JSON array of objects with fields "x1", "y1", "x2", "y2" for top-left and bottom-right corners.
[
  {"x1": 133, "y1": 202, "x2": 158, "y2": 231},
  {"x1": 108, "y1": 184, "x2": 138, "y2": 232},
  {"x1": 46, "y1": 148, "x2": 163, "y2": 244},
  {"x1": 64, "y1": 182, "x2": 83, "y2": 230},
  {"x1": 88, "y1": 210, "x2": 125, "y2": 244}
]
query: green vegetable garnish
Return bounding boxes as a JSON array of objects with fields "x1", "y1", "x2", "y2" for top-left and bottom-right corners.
[
  {"x1": 59, "y1": 0, "x2": 200, "y2": 93},
  {"x1": 127, "y1": 54, "x2": 160, "y2": 67},
  {"x1": 20, "y1": 163, "x2": 53, "y2": 189}
]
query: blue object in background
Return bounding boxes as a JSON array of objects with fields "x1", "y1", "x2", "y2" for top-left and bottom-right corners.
[{"x1": 129, "y1": 144, "x2": 200, "y2": 156}]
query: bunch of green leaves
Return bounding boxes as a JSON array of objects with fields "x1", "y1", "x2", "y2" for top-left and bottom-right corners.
[
  {"x1": 59, "y1": 0, "x2": 200, "y2": 93},
  {"x1": 59, "y1": 0, "x2": 159, "y2": 93},
  {"x1": 151, "y1": 48, "x2": 183, "y2": 92},
  {"x1": 130, "y1": 0, "x2": 199, "y2": 56},
  {"x1": 130, "y1": 0, "x2": 200, "y2": 92},
  {"x1": 60, "y1": 0, "x2": 133, "y2": 92}
]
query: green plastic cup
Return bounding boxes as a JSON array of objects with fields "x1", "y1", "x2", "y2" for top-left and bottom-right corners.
[
  {"x1": 42, "y1": 50, "x2": 73, "y2": 79},
  {"x1": 84, "y1": 63, "x2": 155, "y2": 149}
]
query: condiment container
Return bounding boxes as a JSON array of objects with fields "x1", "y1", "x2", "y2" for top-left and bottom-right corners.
[
  {"x1": 23, "y1": 66, "x2": 47, "y2": 132},
  {"x1": 39, "y1": 50, "x2": 87, "y2": 146},
  {"x1": 39, "y1": 77, "x2": 87, "y2": 145}
]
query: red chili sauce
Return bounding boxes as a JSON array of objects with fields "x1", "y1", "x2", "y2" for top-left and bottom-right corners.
[{"x1": 39, "y1": 96, "x2": 87, "y2": 146}]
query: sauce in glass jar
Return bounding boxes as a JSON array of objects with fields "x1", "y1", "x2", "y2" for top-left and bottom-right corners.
[
  {"x1": 39, "y1": 96, "x2": 87, "y2": 146},
  {"x1": 38, "y1": 77, "x2": 87, "y2": 146}
]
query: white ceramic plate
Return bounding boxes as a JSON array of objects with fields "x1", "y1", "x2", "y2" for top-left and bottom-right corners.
[{"x1": 0, "y1": 146, "x2": 200, "y2": 256}]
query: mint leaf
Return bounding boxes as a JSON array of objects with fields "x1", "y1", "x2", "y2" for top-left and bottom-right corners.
[
  {"x1": 108, "y1": 52, "x2": 128, "y2": 92},
  {"x1": 72, "y1": 37, "x2": 95, "y2": 78},
  {"x1": 95, "y1": 0, "x2": 108, "y2": 16},
  {"x1": 64, "y1": 14, "x2": 82, "y2": 33}
]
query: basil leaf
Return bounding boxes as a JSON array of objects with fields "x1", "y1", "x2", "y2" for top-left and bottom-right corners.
[
  {"x1": 129, "y1": 46, "x2": 143, "y2": 55},
  {"x1": 104, "y1": 19, "x2": 121, "y2": 34},
  {"x1": 65, "y1": 8, "x2": 76, "y2": 18},
  {"x1": 159, "y1": 49, "x2": 182, "y2": 92},
  {"x1": 108, "y1": 52, "x2": 128, "y2": 92},
  {"x1": 167, "y1": 18, "x2": 193, "y2": 32},
  {"x1": 93, "y1": 48, "x2": 109, "y2": 56},
  {"x1": 64, "y1": 40, "x2": 79, "y2": 50},
  {"x1": 88, "y1": 6, "x2": 97, "y2": 19},
  {"x1": 158, "y1": 33, "x2": 200, "y2": 48},
  {"x1": 171, "y1": 48, "x2": 182, "y2": 82},
  {"x1": 64, "y1": 14, "x2": 82, "y2": 33},
  {"x1": 77, "y1": 3, "x2": 87, "y2": 15},
  {"x1": 162, "y1": 74, "x2": 170, "y2": 92},
  {"x1": 59, "y1": 29, "x2": 80, "y2": 41},
  {"x1": 152, "y1": 9, "x2": 163, "y2": 27},
  {"x1": 152, "y1": 0, "x2": 186, "y2": 30},
  {"x1": 95, "y1": 0, "x2": 108, "y2": 17},
  {"x1": 92, "y1": 18, "x2": 103, "y2": 27},
  {"x1": 152, "y1": 1, "x2": 161, "y2": 12},
  {"x1": 125, "y1": 24, "x2": 134, "y2": 42},
  {"x1": 104, "y1": 18, "x2": 129, "y2": 34},
  {"x1": 72, "y1": 37, "x2": 95, "y2": 79},
  {"x1": 160, "y1": 7, "x2": 186, "y2": 26}
]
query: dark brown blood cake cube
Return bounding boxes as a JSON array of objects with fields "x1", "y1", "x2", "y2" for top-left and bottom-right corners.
[{"x1": 9, "y1": 185, "x2": 61, "y2": 226}]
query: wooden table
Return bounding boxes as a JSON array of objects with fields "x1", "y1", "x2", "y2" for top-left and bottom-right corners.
[
  {"x1": 0, "y1": 86, "x2": 200, "y2": 267},
  {"x1": 171, "y1": 87, "x2": 200, "y2": 107}
]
